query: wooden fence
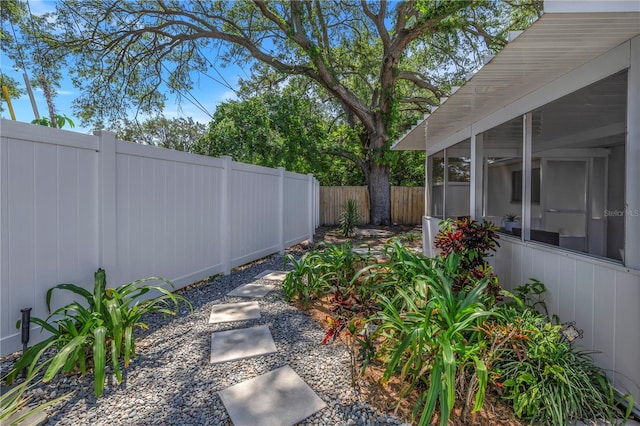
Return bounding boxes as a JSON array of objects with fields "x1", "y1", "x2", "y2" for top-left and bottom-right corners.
[{"x1": 320, "y1": 186, "x2": 424, "y2": 225}]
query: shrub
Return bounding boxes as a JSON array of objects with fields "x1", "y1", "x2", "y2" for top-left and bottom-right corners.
[
  {"x1": 373, "y1": 253, "x2": 496, "y2": 426},
  {"x1": 283, "y1": 242, "x2": 368, "y2": 308},
  {"x1": 339, "y1": 199, "x2": 361, "y2": 237},
  {"x1": 7, "y1": 269, "x2": 192, "y2": 397},
  {"x1": 494, "y1": 307, "x2": 632, "y2": 424},
  {"x1": 493, "y1": 283, "x2": 633, "y2": 425},
  {"x1": 434, "y1": 217, "x2": 501, "y2": 298}
]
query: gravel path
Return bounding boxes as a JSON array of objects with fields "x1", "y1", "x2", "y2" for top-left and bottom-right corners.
[{"x1": 3, "y1": 252, "x2": 405, "y2": 426}]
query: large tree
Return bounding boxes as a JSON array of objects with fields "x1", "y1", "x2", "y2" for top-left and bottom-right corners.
[
  {"x1": 1, "y1": 0, "x2": 67, "y2": 124},
  {"x1": 109, "y1": 116, "x2": 207, "y2": 151},
  {"x1": 192, "y1": 83, "x2": 366, "y2": 185},
  {"x1": 48, "y1": 0, "x2": 539, "y2": 224}
]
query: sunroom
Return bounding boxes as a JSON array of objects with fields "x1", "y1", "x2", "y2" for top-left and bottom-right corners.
[{"x1": 393, "y1": 1, "x2": 640, "y2": 409}]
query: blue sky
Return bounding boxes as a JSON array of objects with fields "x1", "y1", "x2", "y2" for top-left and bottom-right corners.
[{"x1": 0, "y1": 0, "x2": 247, "y2": 134}]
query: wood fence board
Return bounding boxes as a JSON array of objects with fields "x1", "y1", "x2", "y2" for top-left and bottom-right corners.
[{"x1": 320, "y1": 186, "x2": 424, "y2": 225}]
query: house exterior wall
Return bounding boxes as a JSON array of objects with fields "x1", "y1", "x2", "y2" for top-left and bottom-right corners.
[
  {"x1": 0, "y1": 119, "x2": 319, "y2": 356},
  {"x1": 488, "y1": 237, "x2": 640, "y2": 405},
  {"x1": 420, "y1": 33, "x2": 640, "y2": 407}
]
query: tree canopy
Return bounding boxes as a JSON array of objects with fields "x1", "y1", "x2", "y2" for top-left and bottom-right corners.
[
  {"x1": 110, "y1": 116, "x2": 207, "y2": 151},
  {"x1": 3, "y1": 0, "x2": 541, "y2": 223}
]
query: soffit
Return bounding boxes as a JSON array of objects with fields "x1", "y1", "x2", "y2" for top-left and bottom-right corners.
[{"x1": 393, "y1": 11, "x2": 640, "y2": 151}]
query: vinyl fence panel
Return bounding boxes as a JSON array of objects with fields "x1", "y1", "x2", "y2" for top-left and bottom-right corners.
[{"x1": 0, "y1": 119, "x2": 318, "y2": 355}]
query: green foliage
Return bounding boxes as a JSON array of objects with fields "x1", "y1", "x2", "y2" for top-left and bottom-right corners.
[
  {"x1": 109, "y1": 116, "x2": 207, "y2": 151},
  {"x1": 7, "y1": 269, "x2": 193, "y2": 397},
  {"x1": 1, "y1": 0, "x2": 67, "y2": 123},
  {"x1": 507, "y1": 278, "x2": 553, "y2": 318},
  {"x1": 31, "y1": 115, "x2": 75, "y2": 129},
  {"x1": 284, "y1": 237, "x2": 629, "y2": 424},
  {"x1": 192, "y1": 85, "x2": 366, "y2": 186},
  {"x1": 339, "y1": 200, "x2": 361, "y2": 237},
  {"x1": 494, "y1": 306, "x2": 632, "y2": 425},
  {"x1": 1, "y1": 358, "x2": 72, "y2": 426},
  {"x1": 0, "y1": 74, "x2": 24, "y2": 114},
  {"x1": 282, "y1": 242, "x2": 367, "y2": 308},
  {"x1": 282, "y1": 251, "x2": 325, "y2": 308},
  {"x1": 373, "y1": 253, "x2": 495, "y2": 425}
]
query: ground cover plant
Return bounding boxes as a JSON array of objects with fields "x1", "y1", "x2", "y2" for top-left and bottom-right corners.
[
  {"x1": 294, "y1": 222, "x2": 632, "y2": 425},
  {"x1": 1, "y1": 357, "x2": 71, "y2": 425},
  {"x1": 6, "y1": 269, "x2": 192, "y2": 397}
]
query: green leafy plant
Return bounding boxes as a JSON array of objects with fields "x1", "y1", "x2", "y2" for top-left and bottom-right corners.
[
  {"x1": 339, "y1": 199, "x2": 361, "y2": 237},
  {"x1": 1, "y1": 358, "x2": 72, "y2": 426},
  {"x1": 507, "y1": 278, "x2": 558, "y2": 320},
  {"x1": 503, "y1": 212, "x2": 519, "y2": 222},
  {"x1": 434, "y1": 217, "x2": 501, "y2": 299},
  {"x1": 31, "y1": 115, "x2": 75, "y2": 129},
  {"x1": 494, "y1": 308, "x2": 633, "y2": 424},
  {"x1": 282, "y1": 251, "x2": 325, "y2": 308},
  {"x1": 374, "y1": 254, "x2": 496, "y2": 425},
  {"x1": 283, "y1": 242, "x2": 368, "y2": 308},
  {"x1": 7, "y1": 268, "x2": 192, "y2": 397}
]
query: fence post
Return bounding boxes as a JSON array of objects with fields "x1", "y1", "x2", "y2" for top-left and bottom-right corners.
[
  {"x1": 221, "y1": 156, "x2": 232, "y2": 274},
  {"x1": 278, "y1": 167, "x2": 285, "y2": 254},
  {"x1": 307, "y1": 173, "x2": 314, "y2": 242},
  {"x1": 96, "y1": 130, "x2": 118, "y2": 280}
]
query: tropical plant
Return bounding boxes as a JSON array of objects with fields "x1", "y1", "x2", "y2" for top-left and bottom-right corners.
[
  {"x1": 374, "y1": 254, "x2": 496, "y2": 425},
  {"x1": 494, "y1": 307, "x2": 633, "y2": 424},
  {"x1": 282, "y1": 242, "x2": 368, "y2": 308},
  {"x1": 7, "y1": 268, "x2": 192, "y2": 397},
  {"x1": 31, "y1": 115, "x2": 75, "y2": 129},
  {"x1": 282, "y1": 251, "x2": 325, "y2": 308},
  {"x1": 339, "y1": 200, "x2": 361, "y2": 237},
  {"x1": 507, "y1": 278, "x2": 554, "y2": 318},
  {"x1": 503, "y1": 212, "x2": 519, "y2": 222},
  {"x1": 434, "y1": 217, "x2": 501, "y2": 298},
  {"x1": 1, "y1": 358, "x2": 72, "y2": 426}
]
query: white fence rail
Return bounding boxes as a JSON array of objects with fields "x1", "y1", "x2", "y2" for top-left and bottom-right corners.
[{"x1": 0, "y1": 119, "x2": 319, "y2": 355}]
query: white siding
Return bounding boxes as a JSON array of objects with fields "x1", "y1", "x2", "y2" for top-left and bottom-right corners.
[{"x1": 490, "y1": 237, "x2": 640, "y2": 405}]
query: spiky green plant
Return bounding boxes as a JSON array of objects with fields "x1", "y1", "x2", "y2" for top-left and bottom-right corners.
[
  {"x1": 1, "y1": 357, "x2": 72, "y2": 426},
  {"x1": 339, "y1": 199, "x2": 361, "y2": 237},
  {"x1": 7, "y1": 268, "x2": 192, "y2": 397},
  {"x1": 374, "y1": 254, "x2": 495, "y2": 426}
]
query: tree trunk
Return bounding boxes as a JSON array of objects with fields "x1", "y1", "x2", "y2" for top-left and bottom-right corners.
[{"x1": 366, "y1": 160, "x2": 391, "y2": 226}]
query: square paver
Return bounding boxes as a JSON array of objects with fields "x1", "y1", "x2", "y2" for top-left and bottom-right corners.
[
  {"x1": 209, "y1": 302, "x2": 261, "y2": 324},
  {"x1": 210, "y1": 325, "x2": 277, "y2": 364},
  {"x1": 254, "y1": 270, "x2": 289, "y2": 281},
  {"x1": 227, "y1": 282, "x2": 275, "y2": 298},
  {"x1": 218, "y1": 365, "x2": 327, "y2": 426}
]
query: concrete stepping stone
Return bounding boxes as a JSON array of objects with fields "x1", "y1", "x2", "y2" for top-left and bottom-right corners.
[
  {"x1": 218, "y1": 365, "x2": 326, "y2": 426},
  {"x1": 209, "y1": 301, "x2": 260, "y2": 324},
  {"x1": 210, "y1": 325, "x2": 277, "y2": 364},
  {"x1": 227, "y1": 282, "x2": 275, "y2": 298},
  {"x1": 254, "y1": 269, "x2": 288, "y2": 281}
]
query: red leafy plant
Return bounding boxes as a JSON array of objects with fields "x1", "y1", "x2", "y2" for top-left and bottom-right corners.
[{"x1": 434, "y1": 217, "x2": 501, "y2": 298}]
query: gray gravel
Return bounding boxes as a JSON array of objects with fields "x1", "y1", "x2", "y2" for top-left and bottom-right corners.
[{"x1": 2, "y1": 251, "x2": 406, "y2": 426}]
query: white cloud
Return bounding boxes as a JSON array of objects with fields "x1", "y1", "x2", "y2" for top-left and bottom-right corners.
[{"x1": 219, "y1": 90, "x2": 238, "y2": 102}]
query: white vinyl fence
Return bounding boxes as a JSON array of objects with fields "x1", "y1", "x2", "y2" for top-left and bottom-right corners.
[{"x1": 0, "y1": 119, "x2": 319, "y2": 355}]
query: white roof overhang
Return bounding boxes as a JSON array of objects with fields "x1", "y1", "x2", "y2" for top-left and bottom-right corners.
[{"x1": 392, "y1": 2, "x2": 640, "y2": 152}]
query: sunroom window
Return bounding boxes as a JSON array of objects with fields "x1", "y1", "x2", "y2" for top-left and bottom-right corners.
[
  {"x1": 427, "y1": 141, "x2": 470, "y2": 220},
  {"x1": 481, "y1": 116, "x2": 523, "y2": 231},
  {"x1": 529, "y1": 71, "x2": 627, "y2": 261}
]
